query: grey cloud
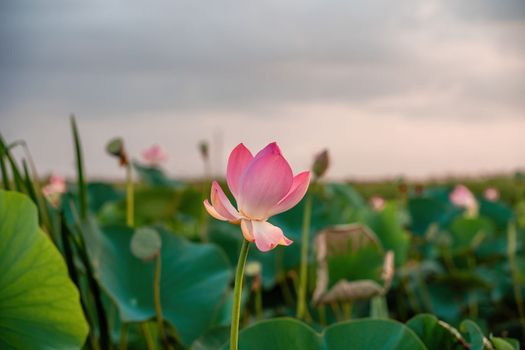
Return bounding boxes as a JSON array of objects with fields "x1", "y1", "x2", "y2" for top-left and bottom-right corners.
[{"x1": 1, "y1": 0, "x2": 524, "y2": 122}]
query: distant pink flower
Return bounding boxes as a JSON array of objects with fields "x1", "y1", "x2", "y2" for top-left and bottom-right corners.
[
  {"x1": 450, "y1": 185, "x2": 478, "y2": 215},
  {"x1": 370, "y1": 196, "x2": 385, "y2": 211},
  {"x1": 42, "y1": 174, "x2": 67, "y2": 206},
  {"x1": 484, "y1": 187, "x2": 500, "y2": 201},
  {"x1": 142, "y1": 144, "x2": 167, "y2": 166},
  {"x1": 204, "y1": 142, "x2": 311, "y2": 252}
]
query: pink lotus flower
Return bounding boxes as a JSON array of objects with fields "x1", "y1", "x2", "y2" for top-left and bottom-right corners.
[
  {"x1": 42, "y1": 174, "x2": 67, "y2": 206},
  {"x1": 484, "y1": 187, "x2": 500, "y2": 201},
  {"x1": 204, "y1": 142, "x2": 311, "y2": 252},
  {"x1": 370, "y1": 196, "x2": 385, "y2": 211},
  {"x1": 142, "y1": 144, "x2": 167, "y2": 166},
  {"x1": 450, "y1": 184, "x2": 478, "y2": 216}
]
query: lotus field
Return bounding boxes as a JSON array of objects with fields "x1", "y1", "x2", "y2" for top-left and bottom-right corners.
[{"x1": 1, "y1": 117, "x2": 525, "y2": 350}]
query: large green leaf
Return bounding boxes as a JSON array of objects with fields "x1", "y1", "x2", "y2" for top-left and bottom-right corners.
[
  {"x1": 133, "y1": 162, "x2": 184, "y2": 188},
  {"x1": 408, "y1": 197, "x2": 460, "y2": 236},
  {"x1": 220, "y1": 318, "x2": 427, "y2": 350},
  {"x1": 365, "y1": 203, "x2": 410, "y2": 266},
  {"x1": 97, "y1": 185, "x2": 204, "y2": 239},
  {"x1": 312, "y1": 224, "x2": 390, "y2": 305},
  {"x1": 460, "y1": 320, "x2": 486, "y2": 350},
  {"x1": 81, "y1": 220, "x2": 232, "y2": 345},
  {"x1": 449, "y1": 217, "x2": 494, "y2": 253},
  {"x1": 87, "y1": 182, "x2": 124, "y2": 213},
  {"x1": 478, "y1": 199, "x2": 514, "y2": 231},
  {"x1": 324, "y1": 319, "x2": 427, "y2": 350},
  {"x1": 406, "y1": 314, "x2": 463, "y2": 350},
  {"x1": 0, "y1": 190, "x2": 89, "y2": 349},
  {"x1": 224, "y1": 318, "x2": 321, "y2": 350}
]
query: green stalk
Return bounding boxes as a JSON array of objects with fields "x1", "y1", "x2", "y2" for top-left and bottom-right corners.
[
  {"x1": 230, "y1": 239, "x2": 250, "y2": 350},
  {"x1": 141, "y1": 323, "x2": 155, "y2": 350},
  {"x1": 22, "y1": 160, "x2": 38, "y2": 204},
  {"x1": 0, "y1": 147, "x2": 9, "y2": 190},
  {"x1": 0, "y1": 136, "x2": 25, "y2": 193},
  {"x1": 403, "y1": 275, "x2": 421, "y2": 314},
  {"x1": 66, "y1": 221, "x2": 111, "y2": 350},
  {"x1": 154, "y1": 254, "x2": 172, "y2": 350},
  {"x1": 70, "y1": 115, "x2": 87, "y2": 219},
  {"x1": 77, "y1": 235, "x2": 111, "y2": 350},
  {"x1": 508, "y1": 223, "x2": 525, "y2": 338},
  {"x1": 466, "y1": 254, "x2": 478, "y2": 318},
  {"x1": 126, "y1": 164, "x2": 134, "y2": 227},
  {"x1": 342, "y1": 302, "x2": 353, "y2": 320},
  {"x1": 254, "y1": 278, "x2": 263, "y2": 321},
  {"x1": 119, "y1": 323, "x2": 128, "y2": 350},
  {"x1": 19, "y1": 141, "x2": 53, "y2": 235},
  {"x1": 317, "y1": 305, "x2": 326, "y2": 326},
  {"x1": 296, "y1": 191, "x2": 313, "y2": 319},
  {"x1": 60, "y1": 215, "x2": 99, "y2": 349}
]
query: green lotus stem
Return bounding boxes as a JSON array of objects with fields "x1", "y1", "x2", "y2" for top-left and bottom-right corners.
[
  {"x1": 296, "y1": 191, "x2": 313, "y2": 319},
  {"x1": 126, "y1": 164, "x2": 134, "y2": 227},
  {"x1": 70, "y1": 116, "x2": 87, "y2": 220},
  {"x1": 19, "y1": 141, "x2": 53, "y2": 235},
  {"x1": 230, "y1": 239, "x2": 250, "y2": 350},
  {"x1": 279, "y1": 278, "x2": 294, "y2": 306},
  {"x1": 141, "y1": 323, "x2": 155, "y2": 350},
  {"x1": 508, "y1": 223, "x2": 525, "y2": 338},
  {"x1": 402, "y1": 275, "x2": 421, "y2": 314},
  {"x1": 318, "y1": 305, "x2": 326, "y2": 326},
  {"x1": 119, "y1": 323, "x2": 128, "y2": 350},
  {"x1": 342, "y1": 302, "x2": 352, "y2": 320},
  {"x1": 0, "y1": 144, "x2": 10, "y2": 190},
  {"x1": 416, "y1": 272, "x2": 433, "y2": 312},
  {"x1": 466, "y1": 254, "x2": 478, "y2": 318},
  {"x1": 254, "y1": 279, "x2": 263, "y2": 321},
  {"x1": 154, "y1": 253, "x2": 172, "y2": 350},
  {"x1": 330, "y1": 302, "x2": 342, "y2": 322}
]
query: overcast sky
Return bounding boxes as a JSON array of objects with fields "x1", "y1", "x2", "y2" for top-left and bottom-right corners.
[{"x1": 1, "y1": 0, "x2": 524, "y2": 180}]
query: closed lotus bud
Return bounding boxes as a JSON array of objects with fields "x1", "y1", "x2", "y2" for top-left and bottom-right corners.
[
  {"x1": 450, "y1": 184, "x2": 478, "y2": 217},
  {"x1": 199, "y1": 141, "x2": 209, "y2": 160},
  {"x1": 106, "y1": 137, "x2": 128, "y2": 166},
  {"x1": 142, "y1": 144, "x2": 167, "y2": 167},
  {"x1": 370, "y1": 196, "x2": 385, "y2": 211},
  {"x1": 312, "y1": 149, "x2": 329, "y2": 179},
  {"x1": 42, "y1": 174, "x2": 67, "y2": 207},
  {"x1": 484, "y1": 187, "x2": 499, "y2": 202}
]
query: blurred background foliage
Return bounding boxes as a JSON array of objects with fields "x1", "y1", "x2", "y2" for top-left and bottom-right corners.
[{"x1": 0, "y1": 122, "x2": 524, "y2": 349}]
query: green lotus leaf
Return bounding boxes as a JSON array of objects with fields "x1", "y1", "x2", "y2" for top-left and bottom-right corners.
[
  {"x1": 0, "y1": 190, "x2": 89, "y2": 349},
  {"x1": 220, "y1": 318, "x2": 427, "y2": 350},
  {"x1": 80, "y1": 220, "x2": 231, "y2": 346}
]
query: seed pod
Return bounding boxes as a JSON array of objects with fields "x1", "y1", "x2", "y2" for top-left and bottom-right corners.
[
  {"x1": 106, "y1": 137, "x2": 128, "y2": 166},
  {"x1": 130, "y1": 227, "x2": 162, "y2": 261},
  {"x1": 312, "y1": 149, "x2": 329, "y2": 179}
]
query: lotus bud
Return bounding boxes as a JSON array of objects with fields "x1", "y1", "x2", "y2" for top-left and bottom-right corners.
[
  {"x1": 42, "y1": 174, "x2": 67, "y2": 207},
  {"x1": 484, "y1": 187, "x2": 499, "y2": 202},
  {"x1": 142, "y1": 144, "x2": 167, "y2": 167},
  {"x1": 199, "y1": 141, "x2": 209, "y2": 161},
  {"x1": 450, "y1": 184, "x2": 478, "y2": 217},
  {"x1": 370, "y1": 196, "x2": 385, "y2": 211}
]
